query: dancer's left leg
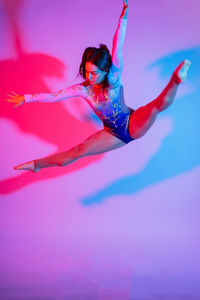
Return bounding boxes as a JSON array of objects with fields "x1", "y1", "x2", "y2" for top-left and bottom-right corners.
[
  {"x1": 129, "y1": 60, "x2": 191, "y2": 139},
  {"x1": 14, "y1": 129, "x2": 126, "y2": 172}
]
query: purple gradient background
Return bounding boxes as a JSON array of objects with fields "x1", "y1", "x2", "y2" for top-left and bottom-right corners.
[{"x1": 0, "y1": 0, "x2": 200, "y2": 299}]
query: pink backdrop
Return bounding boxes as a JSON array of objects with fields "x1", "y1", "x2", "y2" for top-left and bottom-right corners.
[{"x1": 1, "y1": 0, "x2": 200, "y2": 299}]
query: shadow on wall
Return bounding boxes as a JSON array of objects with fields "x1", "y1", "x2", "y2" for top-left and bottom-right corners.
[
  {"x1": 81, "y1": 47, "x2": 200, "y2": 205},
  {"x1": 0, "y1": 0, "x2": 103, "y2": 194}
]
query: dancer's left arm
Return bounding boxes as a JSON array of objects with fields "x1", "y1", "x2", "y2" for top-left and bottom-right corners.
[{"x1": 109, "y1": 0, "x2": 129, "y2": 84}]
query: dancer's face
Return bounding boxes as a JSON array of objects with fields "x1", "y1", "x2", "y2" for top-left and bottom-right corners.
[{"x1": 85, "y1": 62, "x2": 107, "y2": 86}]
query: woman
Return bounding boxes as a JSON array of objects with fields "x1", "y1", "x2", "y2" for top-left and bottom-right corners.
[{"x1": 7, "y1": 0, "x2": 191, "y2": 173}]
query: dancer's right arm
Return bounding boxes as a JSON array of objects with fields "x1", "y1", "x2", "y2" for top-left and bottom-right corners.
[{"x1": 6, "y1": 84, "x2": 85, "y2": 107}]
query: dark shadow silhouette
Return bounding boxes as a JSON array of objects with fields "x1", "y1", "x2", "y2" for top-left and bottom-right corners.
[
  {"x1": 0, "y1": 0, "x2": 103, "y2": 194},
  {"x1": 80, "y1": 47, "x2": 200, "y2": 205}
]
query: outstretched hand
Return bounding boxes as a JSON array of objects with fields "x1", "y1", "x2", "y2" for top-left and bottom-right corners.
[
  {"x1": 6, "y1": 91, "x2": 25, "y2": 108},
  {"x1": 123, "y1": 0, "x2": 128, "y2": 7},
  {"x1": 121, "y1": 0, "x2": 129, "y2": 18}
]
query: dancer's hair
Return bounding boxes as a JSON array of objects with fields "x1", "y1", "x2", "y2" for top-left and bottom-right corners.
[{"x1": 79, "y1": 44, "x2": 112, "y2": 89}]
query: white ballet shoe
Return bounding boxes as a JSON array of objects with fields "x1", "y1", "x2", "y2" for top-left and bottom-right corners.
[
  {"x1": 14, "y1": 160, "x2": 40, "y2": 173},
  {"x1": 173, "y1": 59, "x2": 191, "y2": 83}
]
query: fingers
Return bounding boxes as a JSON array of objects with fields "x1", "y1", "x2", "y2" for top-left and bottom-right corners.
[
  {"x1": 6, "y1": 97, "x2": 16, "y2": 102},
  {"x1": 14, "y1": 101, "x2": 23, "y2": 108},
  {"x1": 6, "y1": 91, "x2": 18, "y2": 98},
  {"x1": 5, "y1": 91, "x2": 23, "y2": 106},
  {"x1": 6, "y1": 94, "x2": 15, "y2": 98},
  {"x1": 5, "y1": 98, "x2": 19, "y2": 104},
  {"x1": 6, "y1": 91, "x2": 19, "y2": 97},
  {"x1": 121, "y1": 0, "x2": 129, "y2": 18},
  {"x1": 5, "y1": 91, "x2": 18, "y2": 102},
  {"x1": 10, "y1": 91, "x2": 18, "y2": 96},
  {"x1": 123, "y1": 0, "x2": 128, "y2": 7}
]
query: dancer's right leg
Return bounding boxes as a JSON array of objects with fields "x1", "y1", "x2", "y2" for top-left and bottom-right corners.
[{"x1": 129, "y1": 60, "x2": 191, "y2": 139}]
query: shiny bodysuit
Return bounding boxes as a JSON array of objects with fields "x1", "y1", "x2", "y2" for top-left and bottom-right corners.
[
  {"x1": 84, "y1": 83, "x2": 135, "y2": 143},
  {"x1": 24, "y1": 18, "x2": 134, "y2": 144}
]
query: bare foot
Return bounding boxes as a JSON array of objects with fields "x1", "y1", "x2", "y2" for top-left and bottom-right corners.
[
  {"x1": 173, "y1": 59, "x2": 191, "y2": 83},
  {"x1": 14, "y1": 160, "x2": 40, "y2": 173}
]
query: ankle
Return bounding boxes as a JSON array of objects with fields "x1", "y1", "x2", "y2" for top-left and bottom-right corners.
[
  {"x1": 172, "y1": 72, "x2": 182, "y2": 84},
  {"x1": 33, "y1": 160, "x2": 40, "y2": 172}
]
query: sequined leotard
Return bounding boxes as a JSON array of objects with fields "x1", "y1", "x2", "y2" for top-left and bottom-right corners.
[
  {"x1": 84, "y1": 83, "x2": 135, "y2": 143},
  {"x1": 24, "y1": 18, "x2": 134, "y2": 144}
]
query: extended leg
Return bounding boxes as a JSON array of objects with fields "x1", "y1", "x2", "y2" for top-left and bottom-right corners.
[
  {"x1": 14, "y1": 129, "x2": 126, "y2": 172},
  {"x1": 129, "y1": 60, "x2": 191, "y2": 139}
]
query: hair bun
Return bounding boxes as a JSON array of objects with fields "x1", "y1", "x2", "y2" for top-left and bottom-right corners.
[{"x1": 99, "y1": 44, "x2": 109, "y2": 53}]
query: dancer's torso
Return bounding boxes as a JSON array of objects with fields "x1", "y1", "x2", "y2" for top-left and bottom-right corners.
[{"x1": 82, "y1": 82, "x2": 130, "y2": 129}]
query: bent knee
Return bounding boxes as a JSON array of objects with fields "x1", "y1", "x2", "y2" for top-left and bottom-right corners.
[
  {"x1": 57, "y1": 145, "x2": 83, "y2": 167},
  {"x1": 130, "y1": 129, "x2": 146, "y2": 140}
]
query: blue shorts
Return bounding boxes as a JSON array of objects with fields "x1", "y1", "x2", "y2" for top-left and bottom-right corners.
[{"x1": 104, "y1": 108, "x2": 135, "y2": 144}]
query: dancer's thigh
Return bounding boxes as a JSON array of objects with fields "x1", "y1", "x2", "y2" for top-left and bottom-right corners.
[
  {"x1": 128, "y1": 104, "x2": 158, "y2": 139},
  {"x1": 78, "y1": 129, "x2": 126, "y2": 157}
]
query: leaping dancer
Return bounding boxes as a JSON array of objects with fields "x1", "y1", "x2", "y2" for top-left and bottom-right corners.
[{"x1": 7, "y1": 0, "x2": 191, "y2": 173}]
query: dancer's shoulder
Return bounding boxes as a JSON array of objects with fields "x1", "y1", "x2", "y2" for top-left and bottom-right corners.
[
  {"x1": 69, "y1": 82, "x2": 87, "y2": 95},
  {"x1": 108, "y1": 64, "x2": 122, "y2": 87}
]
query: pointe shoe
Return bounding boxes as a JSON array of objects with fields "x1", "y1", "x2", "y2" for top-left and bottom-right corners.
[
  {"x1": 173, "y1": 59, "x2": 191, "y2": 84},
  {"x1": 33, "y1": 161, "x2": 40, "y2": 173},
  {"x1": 14, "y1": 160, "x2": 40, "y2": 172}
]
